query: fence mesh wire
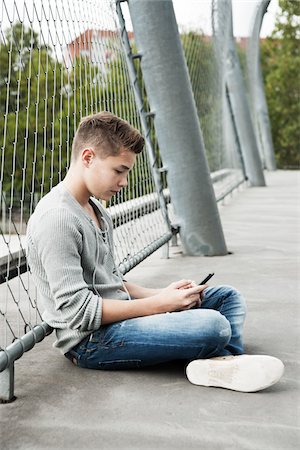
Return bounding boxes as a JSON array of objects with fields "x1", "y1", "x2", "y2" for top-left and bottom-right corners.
[
  {"x1": 0, "y1": 0, "x2": 169, "y2": 349},
  {"x1": 173, "y1": 0, "x2": 246, "y2": 193}
]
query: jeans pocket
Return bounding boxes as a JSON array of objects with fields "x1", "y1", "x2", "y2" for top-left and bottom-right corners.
[
  {"x1": 64, "y1": 349, "x2": 83, "y2": 366},
  {"x1": 93, "y1": 359, "x2": 142, "y2": 370},
  {"x1": 89, "y1": 322, "x2": 123, "y2": 348}
]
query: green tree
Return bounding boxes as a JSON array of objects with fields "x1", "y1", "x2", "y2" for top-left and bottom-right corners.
[
  {"x1": 0, "y1": 23, "x2": 69, "y2": 210},
  {"x1": 261, "y1": 0, "x2": 300, "y2": 168}
]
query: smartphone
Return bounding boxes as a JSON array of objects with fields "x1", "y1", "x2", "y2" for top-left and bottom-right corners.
[{"x1": 198, "y1": 273, "x2": 214, "y2": 285}]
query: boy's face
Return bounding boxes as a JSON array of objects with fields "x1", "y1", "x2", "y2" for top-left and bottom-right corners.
[{"x1": 84, "y1": 148, "x2": 136, "y2": 201}]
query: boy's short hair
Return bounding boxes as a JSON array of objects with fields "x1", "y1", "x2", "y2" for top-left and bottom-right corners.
[{"x1": 71, "y1": 112, "x2": 145, "y2": 161}]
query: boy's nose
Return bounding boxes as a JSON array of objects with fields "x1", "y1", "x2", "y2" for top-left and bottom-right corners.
[{"x1": 119, "y1": 177, "x2": 128, "y2": 187}]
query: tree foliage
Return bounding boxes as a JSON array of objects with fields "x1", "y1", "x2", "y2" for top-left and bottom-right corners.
[
  {"x1": 260, "y1": 0, "x2": 300, "y2": 168},
  {"x1": 0, "y1": 23, "x2": 142, "y2": 215},
  {"x1": 0, "y1": 23, "x2": 69, "y2": 204}
]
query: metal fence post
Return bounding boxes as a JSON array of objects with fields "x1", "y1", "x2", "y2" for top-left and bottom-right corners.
[
  {"x1": 218, "y1": 0, "x2": 266, "y2": 187},
  {"x1": 0, "y1": 364, "x2": 16, "y2": 403},
  {"x1": 127, "y1": 0, "x2": 227, "y2": 256},
  {"x1": 115, "y1": 1, "x2": 173, "y2": 238},
  {"x1": 0, "y1": 323, "x2": 53, "y2": 403},
  {"x1": 247, "y1": 0, "x2": 276, "y2": 171}
]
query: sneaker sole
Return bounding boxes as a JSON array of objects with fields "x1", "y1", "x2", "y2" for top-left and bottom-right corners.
[{"x1": 186, "y1": 355, "x2": 284, "y2": 392}]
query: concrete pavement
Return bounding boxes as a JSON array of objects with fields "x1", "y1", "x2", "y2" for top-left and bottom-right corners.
[{"x1": 0, "y1": 170, "x2": 299, "y2": 450}]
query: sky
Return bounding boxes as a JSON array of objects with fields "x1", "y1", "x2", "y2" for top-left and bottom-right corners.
[
  {"x1": 172, "y1": 0, "x2": 279, "y2": 37},
  {"x1": 233, "y1": 0, "x2": 279, "y2": 36}
]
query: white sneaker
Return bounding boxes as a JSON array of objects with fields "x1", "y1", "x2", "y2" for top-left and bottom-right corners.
[{"x1": 186, "y1": 355, "x2": 284, "y2": 392}]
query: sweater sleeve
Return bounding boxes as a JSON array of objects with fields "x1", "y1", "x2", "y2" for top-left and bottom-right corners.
[{"x1": 29, "y1": 208, "x2": 102, "y2": 332}]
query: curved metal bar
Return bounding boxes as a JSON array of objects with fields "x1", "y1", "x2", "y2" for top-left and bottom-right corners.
[
  {"x1": 0, "y1": 322, "x2": 53, "y2": 373},
  {"x1": 118, "y1": 231, "x2": 173, "y2": 275},
  {"x1": 247, "y1": 0, "x2": 276, "y2": 170}
]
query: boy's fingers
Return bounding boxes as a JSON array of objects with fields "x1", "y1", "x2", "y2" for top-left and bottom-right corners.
[
  {"x1": 185, "y1": 285, "x2": 207, "y2": 300},
  {"x1": 199, "y1": 284, "x2": 208, "y2": 291},
  {"x1": 186, "y1": 284, "x2": 207, "y2": 295},
  {"x1": 173, "y1": 279, "x2": 193, "y2": 289}
]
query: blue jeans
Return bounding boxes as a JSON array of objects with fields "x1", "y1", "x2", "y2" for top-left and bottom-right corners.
[{"x1": 65, "y1": 285, "x2": 247, "y2": 370}]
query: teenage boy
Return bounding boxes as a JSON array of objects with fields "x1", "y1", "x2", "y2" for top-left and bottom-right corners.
[{"x1": 27, "y1": 112, "x2": 284, "y2": 392}]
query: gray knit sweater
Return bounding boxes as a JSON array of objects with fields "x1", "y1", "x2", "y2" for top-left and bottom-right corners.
[{"x1": 26, "y1": 182, "x2": 129, "y2": 354}]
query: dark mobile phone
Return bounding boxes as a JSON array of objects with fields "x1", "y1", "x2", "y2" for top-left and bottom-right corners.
[{"x1": 198, "y1": 273, "x2": 214, "y2": 285}]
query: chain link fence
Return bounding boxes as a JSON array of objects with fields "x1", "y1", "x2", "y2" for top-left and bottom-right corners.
[
  {"x1": 175, "y1": 0, "x2": 246, "y2": 195},
  {"x1": 0, "y1": 0, "x2": 170, "y2": 353}
]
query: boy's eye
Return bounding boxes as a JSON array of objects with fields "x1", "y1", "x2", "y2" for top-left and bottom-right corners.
[{"x1": 115, "y1": 169, "x2": 124, "y2": 174}]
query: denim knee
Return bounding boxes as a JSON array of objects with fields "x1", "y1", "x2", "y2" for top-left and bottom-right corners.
[
  {"x1": 197, "y1": 310, "x2": 232, "y2": 348},
  {"x1": 212, "y1": 312, "x2": 232, "y2": 347},
  {"x1": 193, "y1": 310, "x2": 232, "y2": 359}
]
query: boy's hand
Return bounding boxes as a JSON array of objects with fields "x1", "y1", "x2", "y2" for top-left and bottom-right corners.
[
  {"x1": 178, "y1": 279, "x2": 207, "y2": 302},
  {"x1": 101, "y1": 279, "x2": 209, "y2": 325},
  {"x1": 151, "y1": 279, "x2": 207, "y2": 313}
]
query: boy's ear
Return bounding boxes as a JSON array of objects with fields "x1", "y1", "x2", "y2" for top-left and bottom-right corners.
[{"x1": 81, "y1": 148, "x2": 95, "y2": 166}]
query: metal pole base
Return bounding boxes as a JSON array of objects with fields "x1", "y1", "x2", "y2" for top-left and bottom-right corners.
[
  {"x1": 160, "y1": 241, "x2": 169, "y2": 259},
  {"x1": 0, "y1": 364, "x2": 16, "y2": 403}
]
